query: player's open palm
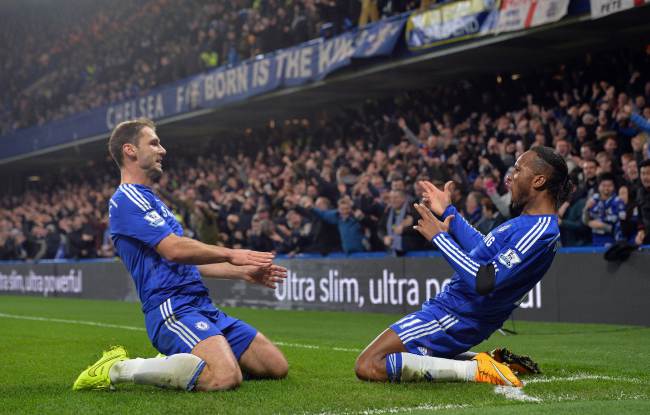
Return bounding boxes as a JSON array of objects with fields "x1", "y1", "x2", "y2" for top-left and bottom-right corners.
[
  {"x1": 229, "y1": 249, "x2": 274, "y2": 267},
  {"x1": 419, "y1": 180, "x2": 453, "y2": 216},
  {"x1": 413, "y1": 202, "x2": 454, "y2": 241},
  {"x1": 242, "y1": 264, "x2": 288, "y2": 289}
]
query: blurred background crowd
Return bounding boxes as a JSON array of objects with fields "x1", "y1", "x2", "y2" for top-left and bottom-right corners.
[
  {"x1": 0, "y1": 0, "x2": 426, "y2": 135},
  {"x1": 2, "y1": 46, "x2": 650, "y2": 261}
]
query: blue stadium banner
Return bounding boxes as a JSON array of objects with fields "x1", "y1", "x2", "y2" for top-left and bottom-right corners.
[
  {"x1": 405, "y1": 0, "x2": 501, "y2": 51},
  {"x1": 0, "y1": 15, "x2": 406, "y2": 161}
]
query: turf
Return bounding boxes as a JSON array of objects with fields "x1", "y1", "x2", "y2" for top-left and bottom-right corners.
[{"x1": 0, "y1": 295, "x2": 648, "y2": 414}]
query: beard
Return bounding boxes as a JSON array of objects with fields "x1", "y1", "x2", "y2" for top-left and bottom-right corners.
[
  {"x1": 508, "y1": 190, "x2": 526, "y2": 217},
  {"x1": 509, "y1": 200, "x2": 524, "y2": 217}
]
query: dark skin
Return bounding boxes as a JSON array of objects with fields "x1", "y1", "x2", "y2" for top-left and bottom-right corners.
[{"x1": 354, "y1": 151, "x2": 558, "y2": 382}]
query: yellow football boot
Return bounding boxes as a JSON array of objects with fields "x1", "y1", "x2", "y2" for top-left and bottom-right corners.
[
  {"x1": 72, "y1": 346, "x2": 128, "y2": 391},
  {"x1": 473, "y1": 352, "x2": 523, "y2": 387}
]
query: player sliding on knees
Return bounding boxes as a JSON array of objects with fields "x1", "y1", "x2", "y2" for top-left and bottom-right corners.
[
  {"x1": 73, "y1": 118, "x2": 288, "y2": 392},
  {"x1": 355, "y1": 147, "x2": 570, "y2": 388}
]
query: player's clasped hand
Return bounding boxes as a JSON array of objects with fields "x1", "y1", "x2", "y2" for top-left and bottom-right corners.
[
  {"x1": 229, "y1": 249, "x2": 275, "y2": 267},
  {"x1": 412, "y1": 202, "x2": 454, "y2": 241}
]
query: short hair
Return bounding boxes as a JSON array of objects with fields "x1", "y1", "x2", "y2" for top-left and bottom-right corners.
[
  {"x1": 596, "y1": 151, "x2": 612, "y2": 162},
  {"x1": 480, "y1": 196, "x2": 495, "y2": 212},
  {"x1": 597, "y1": 172, "x2": 616, "y2": 185},
  {"x1": 108, "y1": 118, "x2": 156, "y2": 167},
  {"x1": 583, "y1": 159, "x2": 597, "y2": 167},
  {"x1": 467, "y1": 191, "x2": 482, "y2": 203},
  {"x1": 315, "y1": 196, "x2": 331, "y2": 208},
  {"x1": 639, "y1": 159, "x2": 650, "y2": 170},
  {"x1": 337, "y1": 196, "x2": 353, "y2": 207},
  {"x1": 530, "y1": 146, "x2": 572, "y2": 206},
  {"x1": 621, "y1": 153, "x2": 634, "y2": 163}
]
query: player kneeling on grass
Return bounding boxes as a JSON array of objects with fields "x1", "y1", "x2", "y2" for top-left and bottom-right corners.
[
  {"x1": 355, "y1": 147, "x2": 569, "y2": 387},
  {"x1": 73, "y1": 118, "x2": 288, "y2": 392}
]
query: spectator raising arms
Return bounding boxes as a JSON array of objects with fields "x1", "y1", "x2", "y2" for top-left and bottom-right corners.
[{"x1": 2, "y1": 48, "x2": 650, "y2": 260}]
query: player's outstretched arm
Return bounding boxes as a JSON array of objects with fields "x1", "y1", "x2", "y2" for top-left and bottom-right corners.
[
  {"x1": 155, "y1": 233, "x2": 273, "y2": 266},
  {"x1": 197, "y1": 263, "x2": 287, "y2": 289},
  {"x1": 414, "y1": 203, "x2": 555, "y2": 295},
  {"x1": 434, "y1": 231, "x2": 555, "y2": 296},
  {"x1": 419, "y1": 180, "x2": 484, "y2": 250}
]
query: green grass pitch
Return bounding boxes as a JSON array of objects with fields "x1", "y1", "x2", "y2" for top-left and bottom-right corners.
[{"x1": 1, "y1": 295, "x2": 649, "y2": 414}]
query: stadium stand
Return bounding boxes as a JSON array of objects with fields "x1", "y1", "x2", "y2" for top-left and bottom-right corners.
[
  {"x1": 1, "y1": 47, "x2": 649, "y2": 260},
  {"x1": 0, "y1": 0, "x2": 428, "y2": 136}
]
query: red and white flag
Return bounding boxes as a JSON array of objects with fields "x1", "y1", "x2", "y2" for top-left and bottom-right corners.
[{"x1": 495, "y1": 0, "x2": 570, "y2": 33}]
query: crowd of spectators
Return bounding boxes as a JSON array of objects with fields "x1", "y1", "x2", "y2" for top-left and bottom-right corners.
[
  {"x1": 0, "y1": 0, "x2": 426, "y2": 136},
  {"x1": 0, "y1": 174, "x2": 116, "y2": 261},
  {"x1": 1, "y1": 48, "x2": 650, "y2": 261}
]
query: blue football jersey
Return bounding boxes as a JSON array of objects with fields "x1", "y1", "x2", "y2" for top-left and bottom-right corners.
[
  {"x1": 109, "y1": 183, "x2": 208, "y2": 312},
  {"x1": 587, "y1": 193, "x2": 626, "y2": 246},
  {"x1": 429, "y1": 205, "x2": 560, "y2": 329}
]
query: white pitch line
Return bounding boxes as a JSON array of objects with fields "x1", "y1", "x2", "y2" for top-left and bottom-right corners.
[
  {"x1": 540, "y1": 391, "x2": 648, "y2": 402},
  {"x1": 0, "y1": 312, "x2": 360, "y2": 353},
  {"x1": 493, "y1": 373, "x2": 649, "y2": 403},
  {"x1": 274, "y1": 341, "x2": 361, "y2": 353},
  {"x1": 494, "y1": 385, "x2": 541, "y2": 402},
  {"x1": 525, "y1": 374, "x2": 647, "y2": 385},
  {"x1": 0, "y1": 312, "x2": 146, "y2": 331},
  {"x1": 311, "y1": 403, "x2": 469, "y2": 415},
  {"x1": 495, "y1": 373, "x2": 650, "y2": 403}
]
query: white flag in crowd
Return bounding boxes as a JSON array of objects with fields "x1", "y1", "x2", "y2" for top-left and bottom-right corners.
[{"x1": 590, "y1": 0, "x2": 643, "y2": 19}]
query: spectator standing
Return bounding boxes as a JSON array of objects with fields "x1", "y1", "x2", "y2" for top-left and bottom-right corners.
[
  {"x1": 617, "y1": 185, "x2": 639, "y2": 243},
  {"x1": 377, "y1": 190, "x2": 423, "y2": 255},
  {"x1": 558, "y1": 196, "x2": 591, "y2": 247},
  {"x1": 309, "y1": 196, "x2": 368, "y2": 254},
  {"x1": 294, "y1": 196, "x2": 342, "y2": 255},
  {"x1": 475, "y1": 197, "x2": 503, "y2": 235},
  {"x1": 575, "y1": 159, "x2": 599, "y2": 199},
  {"x1": 583, "y1": 173, "x2": 626, "y2": 246},
  {"x1": 622, "y1": 104, "x2": 650, "y2": 135},
  {"x1": 635, "y1": 160, "x2": 650, "y2": 245},
  {"x1": 463, "y1": 191, "x2": 483, "y2": 226}
]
